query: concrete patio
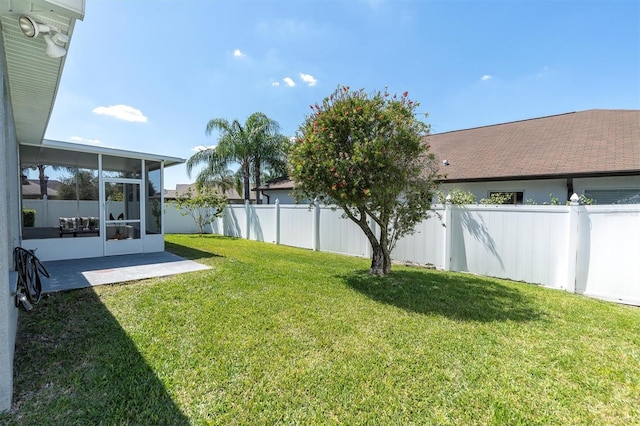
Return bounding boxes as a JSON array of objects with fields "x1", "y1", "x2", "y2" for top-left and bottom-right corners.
[{"x1": 41, "y1": 252, "x2": 210, "y2": 293}]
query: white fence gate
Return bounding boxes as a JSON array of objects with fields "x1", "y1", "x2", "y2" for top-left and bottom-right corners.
[{"x1": 165, "y1": 200, "x2": 640, "y2": 306}]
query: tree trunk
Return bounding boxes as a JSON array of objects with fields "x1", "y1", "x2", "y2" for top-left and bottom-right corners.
[
  {"x1": 242, "y1": 164, "x2": 251, "y2": 201},
  {"x1": 378, "y1": 224, "x2": 392, "y2": 275},
  {"x1": 342, "y1": 206, "x2": 393, "y2": 275},
  {"x1": 254, "y1": 163, "x2": 262, "y2": 204},
  {"x1": 38, "y1": 164, "x2": 47, "y2": 199},
  {"x1": 370, "y1": 243, "x2": 385, "y2": 275}
]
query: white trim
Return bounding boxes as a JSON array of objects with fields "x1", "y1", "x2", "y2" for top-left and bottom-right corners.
[{"x1": 34, "y1": 139, "x2": 185, "y2": 167}]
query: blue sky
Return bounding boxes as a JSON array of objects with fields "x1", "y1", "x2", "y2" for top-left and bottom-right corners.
[{"x1": 44, "y1": 0, "x2": 640, "y2": 190}]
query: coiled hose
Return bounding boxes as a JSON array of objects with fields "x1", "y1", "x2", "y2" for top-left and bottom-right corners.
[{"x1": 13, "y1": 247, "x2": 49, "y2": 311}]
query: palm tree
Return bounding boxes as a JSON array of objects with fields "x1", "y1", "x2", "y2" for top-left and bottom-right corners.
[
  {"x1": 251, "y1": 133, "x2": 289, "y2": 204},
  {"x1": 186, "y1": 112, "x2": 286, "y2": 203}
]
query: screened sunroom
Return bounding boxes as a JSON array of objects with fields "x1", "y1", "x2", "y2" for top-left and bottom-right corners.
[{"x1": 20, "y1": 139, "x2": 184, "y2": 261}]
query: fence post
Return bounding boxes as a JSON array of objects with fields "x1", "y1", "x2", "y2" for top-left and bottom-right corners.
[
  {"x1": 312, "y1": 199, "x2": 320, "y2": 251},
  {"x1": 275, "y1": 199, "x2": 280, "y2": 245},
  {"x1": 245, "y1": 199, "x2": 250, "y2": 240},
  {"x1": 42, "y1": 195, "x2": 48, "y2": 228},
  {"x1": 566, "y1": 193, "x2": 580, "y2": 293},
  {"x1": 443, "y1": 195, "x2": 452, "y2": 271}
]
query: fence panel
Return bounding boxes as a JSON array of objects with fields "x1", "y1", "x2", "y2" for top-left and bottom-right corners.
[
  {"x1": 279, "y1": 204, "x2": 314, "y2": 249},
  {"x1": 450, "y1": 205, "x2": 570, "y2": 289},
  {"x1": 220, "y1": 205, "x2": 247, "y2": 238},
  {"x1": 317, "y1": 207, "x2": 370, "y2": 257},
  {"x1": 250, "y1": 205, "x2": 276, "y2": 243},
  {"x1": 393, "y1": 207, "x2": 446, "y2": 269},
  {"x1": 576, "y1": 206, "x2": 640, "y2": 304},
  {"x1": 23, "y1": 199, "x2": 104, "y2": 227},
  {"x1": 163, "y1": 203, "x2": 200, "y2": 234}
]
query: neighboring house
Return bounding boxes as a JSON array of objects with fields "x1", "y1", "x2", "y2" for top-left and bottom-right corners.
[
  {"x1": 164, "y1": 183, "x2": 245, "y2": 204},
  {"x1": 21, "y1": 178, "x2": 60, "y2": 199},
  {"x1": 257, "y1": 110, "x2": 640, "y2": 205},
  {"x1": 255, "y1": 177, "x2": 298, "y2": 204},
  {"x1": 430, "y1": 109, "x2": 640, "y2": 204}
]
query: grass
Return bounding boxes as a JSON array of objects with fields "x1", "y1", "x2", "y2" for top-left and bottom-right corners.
[{"x1": 1, "y1": 234, "x2": 639, "y2": 425}]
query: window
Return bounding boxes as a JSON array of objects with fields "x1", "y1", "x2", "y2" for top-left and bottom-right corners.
[
  {"x1": 584, "y1": 189, "x2": 640, "y2": 205},
  {"x1": 20, "y1": 145, "x2": 99, "y2": 239},
  {"x1": 488, "y1": 191, "x2": 524, "y2": 205},
  {"x1": 145, "y1": 162, "x2": 162, "y2": 234}
]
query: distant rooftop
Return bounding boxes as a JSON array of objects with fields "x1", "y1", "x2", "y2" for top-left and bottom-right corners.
[{"x1": 428, "y1": 109, "x2": 640, "y2": 182}]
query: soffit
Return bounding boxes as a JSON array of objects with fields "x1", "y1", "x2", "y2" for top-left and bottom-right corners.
[{"x1": 0, "y1": 0, "x2": 83, "y2": 145}]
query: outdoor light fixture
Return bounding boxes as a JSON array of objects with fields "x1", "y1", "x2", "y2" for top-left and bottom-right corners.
[{"x1": 18, "y1": 15, "x2": 68, "y2": 58}]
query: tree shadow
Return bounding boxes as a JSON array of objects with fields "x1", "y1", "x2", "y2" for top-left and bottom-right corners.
[
  {"x1": 165, "y1": 239, "x2": 225, "y2": 261},
  {"x1": 456, "y1": 208, "x2": 505, "y2": 271},
  {"x1": 249, "y1": 207, "x2": 265, "y2": 242},
  {"x1": 341, "y1": 269, "x2": 545, "y2": 323},
  {"x1": 222, "y1": 207, "x2": 243, "y2": 237},
  {"x1": 6, "y1": 288, "x2": 190, "y2": 424}
]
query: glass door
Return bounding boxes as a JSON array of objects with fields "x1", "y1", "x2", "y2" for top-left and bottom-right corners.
[{"x1": 103, "y1": 179, "x2": 143, "y2": 256}]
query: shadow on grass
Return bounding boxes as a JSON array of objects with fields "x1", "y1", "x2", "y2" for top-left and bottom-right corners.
[
  {"x1": 3, "y1": 289, "x2": 189, "y2": 425},
  {"x1": 342, "y1": 269, "x2": 545, "y2": 323},
  {"x1": 165, "y1": 239, "x2": 224, "y2": 261}
]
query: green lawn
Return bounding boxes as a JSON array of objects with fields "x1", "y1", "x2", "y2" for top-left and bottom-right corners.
[{"x1": 2, "y1": 235, "x2": 639, "y2": 425}]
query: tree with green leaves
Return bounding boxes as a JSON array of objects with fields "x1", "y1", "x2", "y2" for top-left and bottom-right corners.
[
  {"x1": 58, "y1": 169, "x2": 99, "y2": 200},
  {"x1": 187, "y1": 112, "x2": 287, "y2": 204},
  {"x1": 251, "y1": 134, "x2": 289, "y2": 203},
  {"x1": 173, "y1": 186, "x2": 227, "y2": 236},
  {"x1": 289, "y1": 86, "x2": 439, "y2": 275}
]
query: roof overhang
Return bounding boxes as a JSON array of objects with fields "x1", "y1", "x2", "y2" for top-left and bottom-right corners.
[
  {"x1": 438, "y1": 170, "x2": 640, "y2": 184},
  {"x1": 21, "y1": 139, "x2": 186, "y2": 168},
  {"x1": 0, "y1": 0, "x2": 84, "y2": 146}
]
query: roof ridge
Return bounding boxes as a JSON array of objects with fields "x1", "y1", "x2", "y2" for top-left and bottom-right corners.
[
  {"x1": 431, "y1": 111, "x2": 581, "y2": 136},
  {"x1": 430, "y1": 109, "x2": 639, "y2": 136}
]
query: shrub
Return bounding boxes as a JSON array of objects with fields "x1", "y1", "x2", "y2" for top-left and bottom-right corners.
[
  {"x1": 22, "y1": 209, "x2": 35, "y2": 227},
  {"x1": 479, "y1": 192, "x2": 512, "y2": 205},
  {"x1": 437, "y1": 188, "x2": 476, "y2": 204}
]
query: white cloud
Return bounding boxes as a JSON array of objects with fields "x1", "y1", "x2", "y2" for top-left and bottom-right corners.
[
  {"x1": 283, "y1": 77, "x2": 296, "y2": 87},
  {"x1": 481, "y1": 74, "x2": 493, "y2": 81},
  {"x1": 299, "y1": 73, "x2": 317, "y2": 87},
  {"x1": 92, "y1": 104, "x2": 148, "y2": 123},
  {"x1": 69, "y1": 136, "x2": 102, "y2": 146},
  {"x1": 191, "y1": 145, "x2": 216, "y2": 152},
  {"x1": 233, "y1": 49, "x2": 246, "y2": 57},
  {"x1": 271, "y1": 81, "x2": 280, "y2": 87}
]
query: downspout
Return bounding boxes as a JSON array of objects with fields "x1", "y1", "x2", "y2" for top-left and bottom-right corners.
[{"x1": 566, "y1": 177, "x2": 574, "y2": 201}]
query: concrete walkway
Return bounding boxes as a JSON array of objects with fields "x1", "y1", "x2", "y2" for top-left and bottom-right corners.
[{"x1": 42, "y1": 252, "x2": 210, "y2": 293}]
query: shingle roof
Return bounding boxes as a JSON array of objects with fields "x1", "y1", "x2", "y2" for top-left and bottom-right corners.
[
  {"x1": 428, "y1": 109, "x2": 640, "y2": 182},
  {"x1": 256, "y1": 177, "x2": 295, "y2": 191},
  {"x1": 22, "y1": 179, "x2": 60, "y2": 198}
]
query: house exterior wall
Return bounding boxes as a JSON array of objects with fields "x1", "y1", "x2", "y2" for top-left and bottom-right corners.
[
  {"x1": 439, "y1": 179, "x2": 569, "y2": 204},
  {"x1": 0, "y1": 30, "x2": 19, "y2": 412},
  {"x1": 574, "y1": 175, "x2": 640, "y2": 200},
  {"x1": 261, "y1": 190, "x2": 297, "y2": 205},
  {"x1": 440, "y1": 175, "x2": 640, "y2": 205}
]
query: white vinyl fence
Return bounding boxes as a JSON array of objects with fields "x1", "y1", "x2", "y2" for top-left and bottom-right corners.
[{"x1": 165, "y1": 200, "x2": 640, "y2": 306}]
